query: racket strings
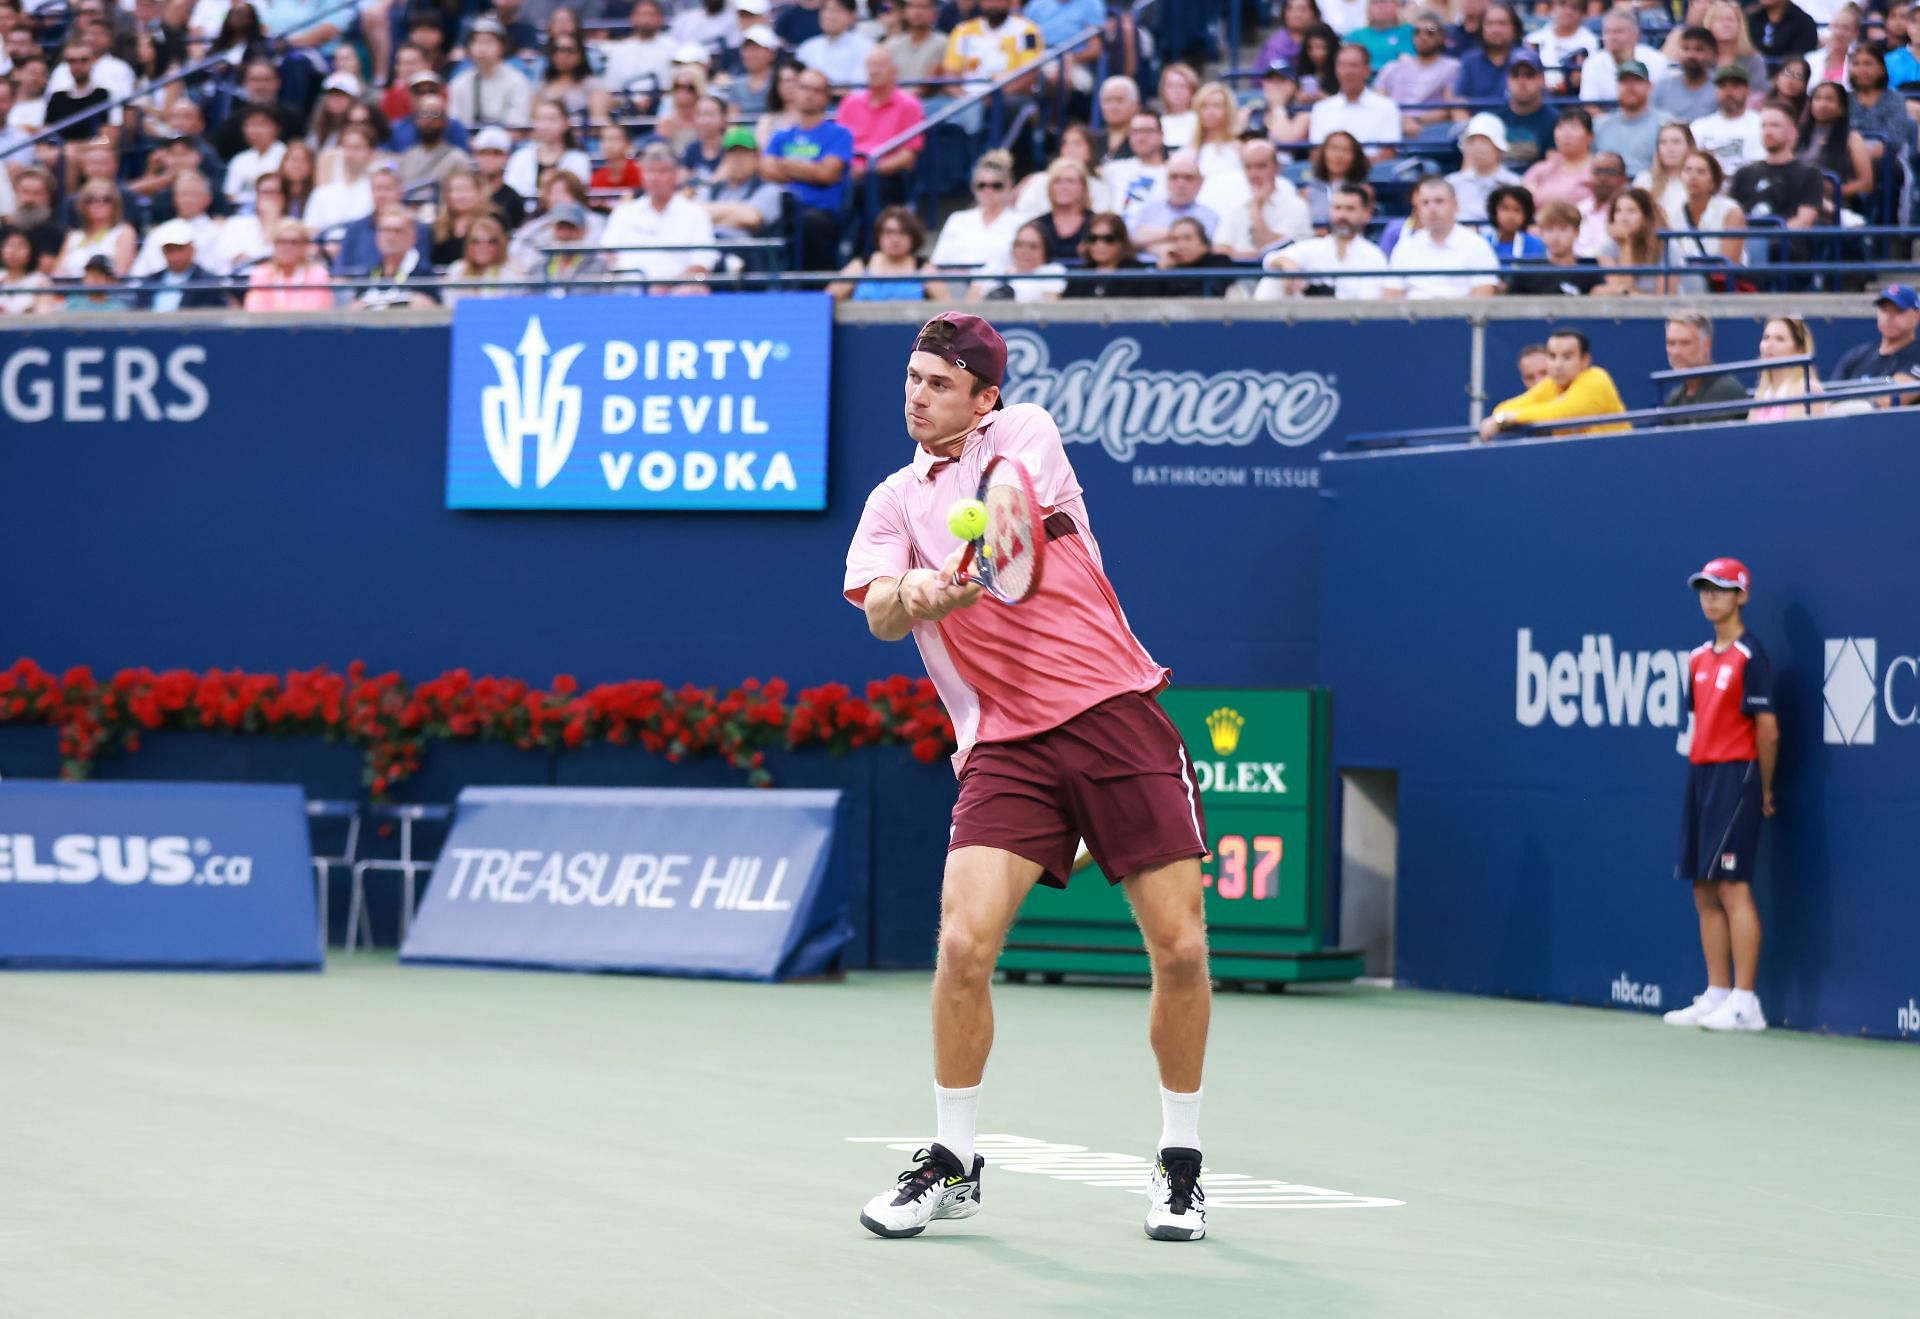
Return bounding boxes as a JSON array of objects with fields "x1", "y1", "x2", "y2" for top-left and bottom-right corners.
[{"x1": 983, "y1": 483, "x2": 1038, "y2": 601}]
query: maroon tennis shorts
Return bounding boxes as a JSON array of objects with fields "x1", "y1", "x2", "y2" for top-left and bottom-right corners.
[{"x1": 949, "y1": 690, "x2": 1209, "y2": 888}]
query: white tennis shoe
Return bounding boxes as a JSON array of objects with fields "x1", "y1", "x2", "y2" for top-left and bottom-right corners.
[
  {"x1": 1144, "y1": 1147, "x2": 1207, "y2": 1241},
  {"x1": 1662, "y1": 994, "x2": 1726, "y2": 1026},
  {"x1": 1699, "y1": 995, "x2": 1768, "y2": 1032},
  {"x1": 859, "y1": 1144, "x2": 983, "y2": 1238}
]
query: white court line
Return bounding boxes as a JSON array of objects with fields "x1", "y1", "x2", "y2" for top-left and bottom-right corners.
[{"x1": 847, "y1": 1133, "x2": 1405, "y2": 1209}]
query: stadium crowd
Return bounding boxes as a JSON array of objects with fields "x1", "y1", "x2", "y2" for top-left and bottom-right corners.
[{"x1": 0, "y1": 0, "x2": 1915, "y2": 313}]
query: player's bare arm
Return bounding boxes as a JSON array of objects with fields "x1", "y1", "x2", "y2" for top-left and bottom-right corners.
[
  {"x1": 864, "y1": 555, "x2": 984, "y2": 642},
  {"x1": 1755, "y1": 711, "x2": 1779, "y2": 816}
]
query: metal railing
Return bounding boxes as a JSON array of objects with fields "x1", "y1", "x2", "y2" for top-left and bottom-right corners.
[
  {"x1": 1647, "y1": 353, "x2": 1813, "y2": 408},
  {"x1": 850, "y1": 20, "x2": 1108, "y2": 227},
  {"x1": 1346, "y1": 378, "x2": 1919, "y2": 450},
  {"x1": 24, "y1": 257, "x2": 1920, "y2": 307}
]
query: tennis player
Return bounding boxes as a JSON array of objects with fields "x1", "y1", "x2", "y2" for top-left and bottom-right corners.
[
  {"x1": 1662, "y1": 557, "x2": 1778, "y2": 1032},
  {"x1": 844, "y1": 312, "x2": 1213, "y2": 1242}
]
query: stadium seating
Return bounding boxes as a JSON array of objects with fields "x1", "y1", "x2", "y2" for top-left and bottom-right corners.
[{"x1": 0, "y1": 0, "x2": 1915, "y2": 307}]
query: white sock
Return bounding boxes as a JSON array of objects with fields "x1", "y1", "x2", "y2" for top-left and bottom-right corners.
[
  {"x1": 1703, "y1": 985, "x2": 1731, "y2": 1004},
  {"x1": 1158, "y1": 1085, "x2": 1203, "y2": 1154},
  {"x1": 1728, "y1": 988, "x2": 1758, "y2": 1011},
  {"x1": 934, "y1": 1083, "x2": 980, "y2": 1168}
]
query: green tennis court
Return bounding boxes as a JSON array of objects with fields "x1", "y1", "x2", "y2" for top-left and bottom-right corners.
[{"x1": 5, "y1": 957, "x2": 1913, "y2": 1318}]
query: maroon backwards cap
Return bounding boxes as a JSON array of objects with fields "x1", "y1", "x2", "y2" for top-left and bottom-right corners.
[{"x1": 913, "y1": 311, "x2": 1007, "y2": 394}]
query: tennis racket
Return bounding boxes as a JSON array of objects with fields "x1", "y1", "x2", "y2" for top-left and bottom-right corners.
[{"x1": 951, "y1": 454, "x2": 1046, "y2": 606}]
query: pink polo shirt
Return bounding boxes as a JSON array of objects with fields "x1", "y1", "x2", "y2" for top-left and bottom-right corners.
[
  {"x1": 844, "y1": 403, "x2": 1168, "y2": 772},
  {"x1": 834, "y1": 87, "x2": 927, "y2": 161}
]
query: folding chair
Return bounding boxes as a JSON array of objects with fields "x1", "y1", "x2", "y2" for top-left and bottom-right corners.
[
  {"x1": 347, "y1": 802, "x2": 453, "y2": 951},
  {"x1": 305, "y1": 799, "x2": 362, "y2": 948}
]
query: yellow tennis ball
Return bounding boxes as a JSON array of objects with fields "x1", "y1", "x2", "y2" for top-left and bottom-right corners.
[{"x1": 947, "y1": 498, "x2": 988, "y2": 540}]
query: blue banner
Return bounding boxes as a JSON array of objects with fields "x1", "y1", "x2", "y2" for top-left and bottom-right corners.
[
  {"x1": 2, "y1": 312, "x2": 1875, "y2": 695},
  {"x1": 0, "y1": 781, "x2": 320, "y2": 969},
  {"x1": 1320, "y1": 409, "x2": 1920, "y2": 1039},
  {"x1": 400, "y1": 786, "x2": 851, "y2": 980},
  {"x1": 445, "y1": 295, "x2": 833, "y2": 510}
]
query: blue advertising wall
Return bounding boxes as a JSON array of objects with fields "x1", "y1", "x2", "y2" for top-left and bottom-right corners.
[
  {"x1": 0, "y1": 314, "x2": 1442, "y2": 689},
  {"x1": 1319, "y1": 410, "x2": 1920, "y2": 1039},
  {"x1": 6, "y1": 309, "x2": 1909, "y2": 1001}
]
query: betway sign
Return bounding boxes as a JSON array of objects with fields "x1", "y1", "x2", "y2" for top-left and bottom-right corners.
[{"x1": 1514, "y1": 629, "x2": 1695, "y2": 732}]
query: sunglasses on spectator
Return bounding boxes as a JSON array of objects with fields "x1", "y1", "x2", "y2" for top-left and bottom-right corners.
[
  {"x1": 1088, "y1": 231, "x2": 1122, "y2": 243},
  {"x1": 1415, "y1": 25, "x2": 1441, "y2": 34},
  {"x1": 84, "y1": 195, "x2": 112, "y2": 204},
  {"x1": 274, "y1": 236, "x2": 305, "y2": 245},
  {"x1": 418, "y1": 110, "x2": 445, "y2": 119},
  {"x1": 973, "y1": 179, "x2": 1006, "y2": 190}
]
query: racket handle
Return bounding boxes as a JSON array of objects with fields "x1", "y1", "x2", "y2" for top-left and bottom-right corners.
[{"x1": 951, "y1": 542, "x2": 977, "y2": 587}]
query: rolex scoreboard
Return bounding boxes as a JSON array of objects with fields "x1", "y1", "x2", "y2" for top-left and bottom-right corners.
[{"x1": 997, "y1": 688, "x2": 1363, "y2": 987}]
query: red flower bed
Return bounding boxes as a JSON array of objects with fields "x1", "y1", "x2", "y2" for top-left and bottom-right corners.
[{"x1": 0, "y1": 659, "x2": 957, "y2": 796}]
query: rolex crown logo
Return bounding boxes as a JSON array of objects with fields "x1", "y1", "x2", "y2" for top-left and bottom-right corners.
[{"x1": 1205, "y1": 707, "x2": 1245, "y2": 756}]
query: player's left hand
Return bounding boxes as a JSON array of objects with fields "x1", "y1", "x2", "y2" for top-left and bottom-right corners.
[{"x1": 1763, "y1": 790, "x2": 1776, "y2": 818}]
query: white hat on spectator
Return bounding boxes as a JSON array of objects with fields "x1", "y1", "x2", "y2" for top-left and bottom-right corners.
[
  {"x1": 152, "y1": 219, "x2": 198, "y2": 249},
  {"x1": 673, "y1": 41, "x2": 712, "y2": 66},
  {"x1": 473, "y1": 126, "x2": 514, "y2": 153},
  {"x1": 1461, "y1": 112, "x2": 1509, "y2": 152},
  {"x1": 408, "y1": 69, "x2": 444, "y2": 90},
  {"x1": 736, "y1": 0, "x2": 772, "y2": 13},
  {"x1": 742, "y1": 24, "x2": 779, "y2": 49},
  {"x1": 469, "y1": 16, "x2": 507, "y2": 40},
  {"x1": 322, "y1": 72, "x2": 362, "y2": 97}
]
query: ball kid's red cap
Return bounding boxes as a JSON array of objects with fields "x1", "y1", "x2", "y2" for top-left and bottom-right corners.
[
  {"x1": 1688, "y1": 557, "x2": 1750, "y2": 591},
  {"x1": 913, "y1": 311, "x2": 1007, "y2": 392}
]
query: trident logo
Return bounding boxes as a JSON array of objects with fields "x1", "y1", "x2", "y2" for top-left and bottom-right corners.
[{"x1": 480, "y1": 317, "x2": 586, "y2": 489}]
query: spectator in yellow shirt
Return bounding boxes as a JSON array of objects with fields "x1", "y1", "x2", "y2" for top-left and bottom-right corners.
[
  {"x1": 1479, "y1": 329, "x2": 1632, "y2": 439},
  {"x1": 944, "y1": 0, "x2": 1045, "y2": 96}
]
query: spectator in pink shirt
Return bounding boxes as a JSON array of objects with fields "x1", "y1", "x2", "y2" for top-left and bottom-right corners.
[
  {"x1": 839, "y1": 46, "x2": 926, "y2": 206},
  {"x1": 245, "y1": 220, "x2": 335, "y2": 311},
  {"x1": 1521, "y1": 107, "x2": 1598, "y2": 208}
]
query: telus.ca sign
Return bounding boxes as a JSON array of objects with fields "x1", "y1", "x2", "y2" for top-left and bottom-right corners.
[{"x1": 0, "y1": 345, "x2": 210, "y2": 423}]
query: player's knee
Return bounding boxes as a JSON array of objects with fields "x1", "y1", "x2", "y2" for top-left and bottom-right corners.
[
  {"x1": 1148, "y1": 927, "x2": 1209, "y2": 981},
  {"x1": 935, "y1": 919, "x2": 997, "y2": 981},
  {"x1": 1692, "y1": 880, "x2": 1721, "y2": 911}
]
